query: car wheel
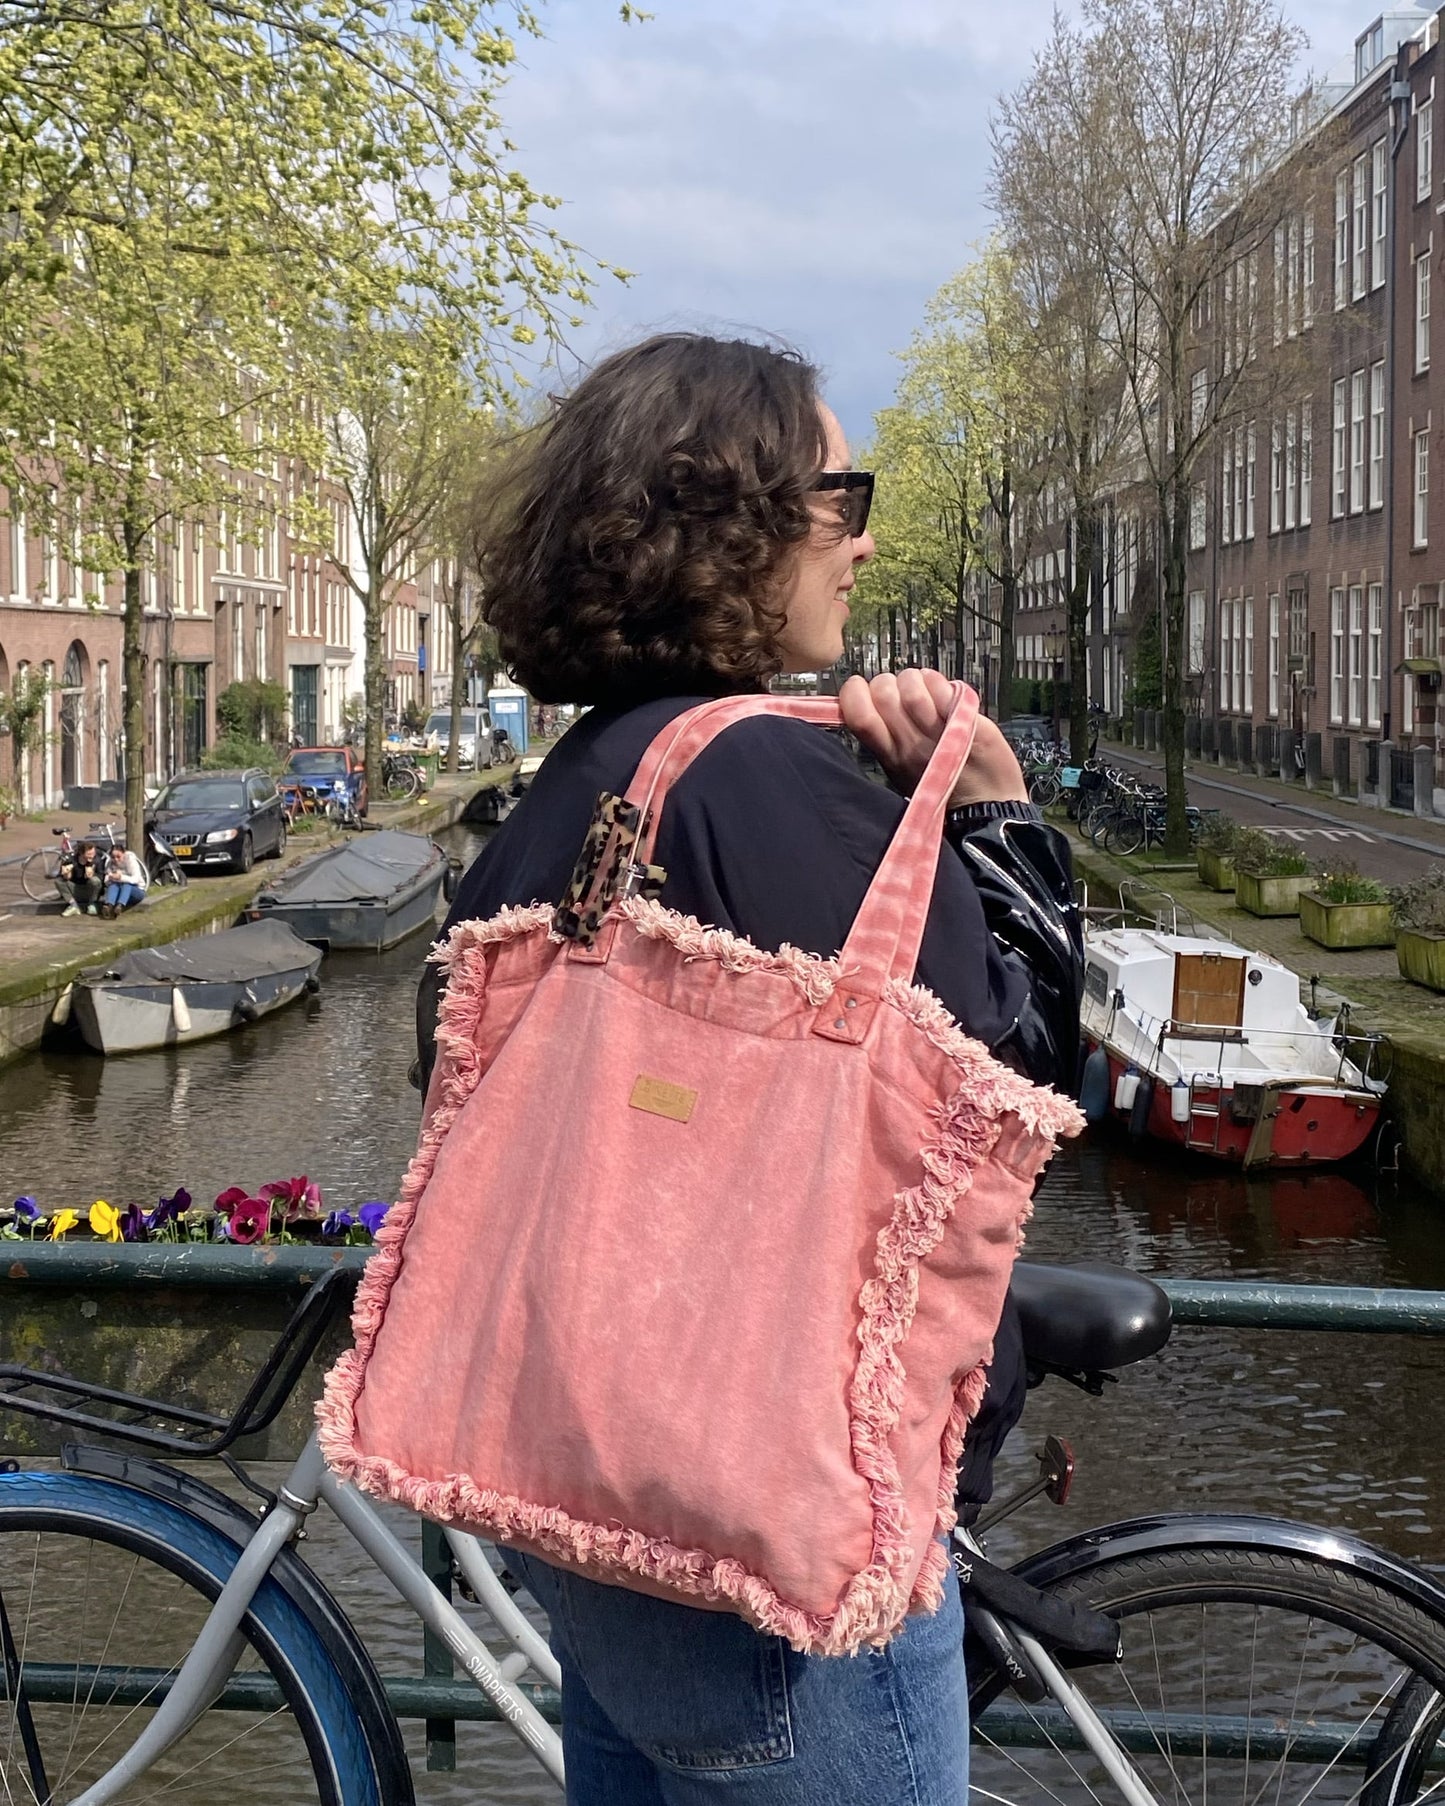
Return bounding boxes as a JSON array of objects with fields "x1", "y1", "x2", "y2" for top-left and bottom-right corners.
[
  {"x1": 272, "y1": 820, "x2": 287, "y2": 859},
  {"x1": 234, "y1": 833, "x2": 254, "y2": 874}
]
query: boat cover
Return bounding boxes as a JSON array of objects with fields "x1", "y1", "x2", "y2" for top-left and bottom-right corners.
[
  {"x1": 261, "y1": 831, "x2": 441, "y2": 905},
  {"x1": 83, "y1": 920, "x2": 317, "y2": 986}
]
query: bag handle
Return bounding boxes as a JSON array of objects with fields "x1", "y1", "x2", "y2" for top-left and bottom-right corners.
[{"x1": 617, "y1": 684, "x2": 980, "y2": 999}]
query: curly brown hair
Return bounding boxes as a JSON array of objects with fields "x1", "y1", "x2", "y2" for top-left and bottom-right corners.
[{"x1": 475, "y1": 333, "x2": 829, "y2": 704}]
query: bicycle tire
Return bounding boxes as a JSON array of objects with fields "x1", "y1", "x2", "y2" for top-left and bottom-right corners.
[
  {"x1": 384, "y1": 769, "x2": 420, "y2": 802},
  {"x1": 969, "y1": 1541, "x2": 1445, "y2": 1806},
  {"x1": 151, "y1": 858, "x2": 188, "y2": 889},
  {"x1": 20, "y1": 850, "x2": 57, "y2": 902},
  {"x1": 0, "y1": 1470, "x2": 381, "y2": 1806},
  {"x1": 1029, "y1": 774, "x2": 1062, "y2": 809},
  {"x1": 1106, "y1": 815, "x2": 1145, "y2": 857}
]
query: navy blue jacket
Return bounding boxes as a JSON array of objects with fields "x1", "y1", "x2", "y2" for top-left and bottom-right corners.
[{"x1": 421, "y1": 697, "x2": 1083, "y2": 1507}]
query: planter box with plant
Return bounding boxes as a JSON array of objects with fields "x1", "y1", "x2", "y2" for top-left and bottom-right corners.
[
  {"x1": 1299, "y1": 862, "x2": 1394, "y2": 950},
  {"x1": 1195, "y1": 813, "x2": 1242, "y2": 891},
  {"x1": 1232, "y1": 828, "x2": 1311, "y2": 917},
  {"x1": 1390, "y1": 868, "x2": 1445, "y2": 990}
]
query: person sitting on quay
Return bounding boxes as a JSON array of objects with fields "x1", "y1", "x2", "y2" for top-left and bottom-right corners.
[
  {"x1": 56, "y1": 843, "x2": 102, "y2": 917},
  {"x1": 99, "y1": 845, "x2": 148, "y2": 918}
]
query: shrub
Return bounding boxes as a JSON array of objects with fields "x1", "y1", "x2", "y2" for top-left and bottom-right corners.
[
  {"x1": 1196, "y1": 813, "x2": 1243, "y2": 854},
  {"x1": 216, "y1": 678, "x2": 288, "y2": 743},
  {"x1": 1232, "y1": 827, "x2": 1310, "y2": 878},
  {"x1": 1310, "y1": 859, "x2": 1388, "y2": 905},
  {"x1": 199, "y1": 735, "x2": 283, "y2": 774},
  {"x1": 1390, "y1": 866, "x2": 1445, "y2": 933}
]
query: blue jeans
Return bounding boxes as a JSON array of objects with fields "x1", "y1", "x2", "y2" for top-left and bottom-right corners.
[
  {"x1": 103, "y1": 881, "x2": 142, "y2": 909},
  {"x1": 506, "y1": 1550, "x2": 969, "y2": 1805}
]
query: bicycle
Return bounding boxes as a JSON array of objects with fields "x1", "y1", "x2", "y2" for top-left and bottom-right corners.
[
  {"x1": 379, "y1": 753, "x2": 422, "y2": 803},
  {"x1": 5, "y1": 1262, "x2": 1445, "y2": 1803},
  {"x1": 21, "y1": 821, "x2": 186, "y2": 902}
]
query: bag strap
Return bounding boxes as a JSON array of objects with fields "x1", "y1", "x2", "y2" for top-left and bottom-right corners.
[{"x1": 609, "y1": 686, "x2": 980, "y2": 1019}]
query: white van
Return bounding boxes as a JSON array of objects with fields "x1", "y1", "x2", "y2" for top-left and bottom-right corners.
[{"x1": 425, "y1": 707, "x2": 493, "y2": 769}]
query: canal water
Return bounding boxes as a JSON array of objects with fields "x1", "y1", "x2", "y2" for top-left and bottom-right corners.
[{"x1": 2, "y1": 819, "x2": 1444, "y2": 1800}]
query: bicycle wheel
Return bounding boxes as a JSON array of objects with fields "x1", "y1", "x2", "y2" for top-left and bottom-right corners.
[
  {"x1": 1029, "y1": 774, "x2": 1062, "y2": 809},
  {"x1": 0, "y1": 1470, "x2": 379, "y2": 1805},
  {"x1": 20, "y1": 850, "x2": 58, "y2": 902},
  {"x1": 384, "y1": 768, "x2": 420, "y2": 802},
  {"x1": 969, "y1": 1542, "x2": 1445, "y2": 1806},
  {"x1": 1106, "y1": 814, "x2": 1145, "y2": 857},
  {"x1": 151, "y1": 857, "x2": 188, "y2": 889}
]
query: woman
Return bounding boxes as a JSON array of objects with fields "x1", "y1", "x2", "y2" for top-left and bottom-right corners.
[
  {"x1": 422, "y1": 334, "x2": 1081, "y2": 1805},
  {"x1": 100, "y1": 844, "x2": 148, "y2": 916}
]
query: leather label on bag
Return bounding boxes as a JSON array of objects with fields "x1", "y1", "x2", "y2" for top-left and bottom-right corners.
[{"x1": 629, "y1": 1075, "x2": 697, "y2": 1123}]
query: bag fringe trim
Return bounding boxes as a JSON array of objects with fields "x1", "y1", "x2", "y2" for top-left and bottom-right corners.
[{"x1": 317, "y1": 897, "x2": 1082, "y2": 1656}]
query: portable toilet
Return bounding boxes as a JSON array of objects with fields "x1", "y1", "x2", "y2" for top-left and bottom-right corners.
[{"x1": 487, "y1": 685, "x2": 530, "y2": 756}]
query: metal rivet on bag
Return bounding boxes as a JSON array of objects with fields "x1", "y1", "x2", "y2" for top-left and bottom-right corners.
[
  {"x1": 845, "y1": 998, "x2": 858, "y2": 1009},
  {"x1": 834, "y1": 1017, "x2": 847, "y2": 1030}
]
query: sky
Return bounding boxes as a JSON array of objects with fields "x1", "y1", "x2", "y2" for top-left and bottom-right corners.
[{"x1": 502, "y1": 0, "x2": 1386, "y2": 447}]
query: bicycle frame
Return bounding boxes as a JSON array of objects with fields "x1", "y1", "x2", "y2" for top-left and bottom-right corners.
[{"x1": 66, "y1": 1434, "x2": 566, "y2": 1806}]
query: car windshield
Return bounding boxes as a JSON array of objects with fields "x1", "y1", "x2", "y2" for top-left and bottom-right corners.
[
  {"x1": 427, "y1": 713, "x2": 478, "y2": 735},
  {"x1": 287, "y1": 752, "x2": 347, "y2": 775},
  {"x1": 157, "y1": 780, "x2": 244, "y2": 811}
]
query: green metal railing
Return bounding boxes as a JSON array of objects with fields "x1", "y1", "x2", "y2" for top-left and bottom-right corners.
[{"x1": 6, "y1": 1248, "x2": 1445, "y2": 1765}]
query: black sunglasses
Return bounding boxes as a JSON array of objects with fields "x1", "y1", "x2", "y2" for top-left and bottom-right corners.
[{"x1": 812, "y1": 470, "x2": 874, "y2": 538}]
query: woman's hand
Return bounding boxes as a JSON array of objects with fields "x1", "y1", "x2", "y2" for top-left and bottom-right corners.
[{"x1": 838, "y1": 670, "x2": 1029, "y2": 807}]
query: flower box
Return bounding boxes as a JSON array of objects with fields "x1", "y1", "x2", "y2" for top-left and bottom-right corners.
[
  {"x1": 1396, "y1": 927, "x2": 1445, "y2": 991},
  {"x1": 1299, "y1": 892, "x2": 1395, "y2": 950},
  {"x1": 1234, "y1": 870, "x2": 1309, "y2": 917},
  {"x1": 1196, "y1": 847, "x2": 1237, "y2": 892}
]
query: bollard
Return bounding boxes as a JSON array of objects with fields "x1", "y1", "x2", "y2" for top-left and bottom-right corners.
[
  {"x1": 1255, "y1": 722, "x2": 1275, "y2": 777},
  {"x1": 1237, "y1": 719, "x2": 1253, "y2": 771},
  {"x1": 1133, "y1": 709, "x2": 1145, "y2": 749},
  {"x1": 1185, "y1": 716, "x2": 1202, "y2": 757},
  {"x1": 1362, "y1": 737, "x2": 1381, "y2": 805},
  {"x1": 1304, "y1": 731, "x2": 1323, "y2": 790},
  {"x1": 1415, "y1": 743, "x2": 1435, "y2": 818},
  {"x1": 1200, "y1": 717, "x2": 1215, "y2": 760},
  {"x1": 1277, "y1": 727, "x2": 1297, "y2": 782},
  {"x1": 1332, "y1": 735, "x2": 1352, "y2": 797},
  {"x1": 1144, "y1": 710, "x2": 1157, "y2": 752},
  {"x1": 1219, "y1": 718, "x2": 1236, "y2": 765}
]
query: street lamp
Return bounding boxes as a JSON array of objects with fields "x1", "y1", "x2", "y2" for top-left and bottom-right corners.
[{"x1": 1043, "y1": 626, "x2": 1065, "y2": 749}]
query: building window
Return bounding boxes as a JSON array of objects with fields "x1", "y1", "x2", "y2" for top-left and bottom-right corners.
[
  {"x1": 1299, "y1": 400, "x2": 1312, "y2": 527},
  {"x1": 1415, "y1": 424, "x2": 1431, "y2": 546},
  {"x1": 1420, "y1": 92, "x2": 1434, "y2": 202},
  {"x1": 1245, "y1": 425, "x2": 1256, "y2": 538},
  {"x1": 1189, "y1": 482, "x2": 1206, "y2": 550},
  {"x1": 1350, "y1": 368, "x2": 1366, "y2": 513},
  {"x1": 1332, "y1": 378, "x2": 1347, "y2": 517},
  {"x1": 1273, "y1": 226, "x2": 1285, "y2": 346},
  {"x1": 1234, "y1": 425, "x2": 1246, "y2": 541},
  {"x1": 1348, "y1": 584, "x2": 1364, "y2": 726},
  {"x1": 1287, "y1": 217, "x2": 1300, "y2": 337},
  {"x1": 1188, "y1": 590, "x2": 1205, "y2": 675},
  {"x1": 1221, "y1": 437, "x2": 1234, "y2": 543},
  {"x1": 1190, "y1": 367, "x2": 1207, "y2": 438},
  {"x1": 1303, "y1": 214, "x2": 1315, "y2": 330},
  {"x1": 1330, "y1": 587, "x2": 1345, "y2": 724},
  {"x1": 1418, "y1": 249, "x2": 1432, "y2": 373},
  {"x1": 1220, "y1": 601, "x2": 1232, "y2": 712},
  {"x1": 1335, "y1": 170, "x2": 1350, "y2": 310},
  {"x1": 1368, "y1": 583, "x2": 1383, "y2": 726},
  {"x1": 1352, "y1": 153, "x2": 1368, "y2": 299},
  {"x1": 1372, "y1": 138, "x2": 1388, "y2": 289},
  {"x1": 1369, "y1": 360, "x2": 1386, "y2": 508},
  {"x1": 1231, "y1": 598, "x2": 1244, "y2": 713},
  {"x1": 1268, "y1": 593, "x2": 1280, "y2": 717},
  {"x1": 6, "y1": 507, "x2": 21, "y2": 600},
  {"x1": 1270, "y1": 420, "x2": 1283, "y2": 532},
  {"x1": 1285, "y1": 409, "x2": 1298, "y2": 530},
  {"x1": 1244, "y1": 596, "x2": 1255, "y2": 711}
]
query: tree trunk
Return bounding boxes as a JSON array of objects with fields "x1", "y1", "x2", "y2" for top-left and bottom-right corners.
[
  {"x1": 122, "y1": 517, "x2": 146, "y2": 859},
  {"x1": 1161, "y1": 485, "x2": 1191, "y2": 855},
  {"x1": 364, "y1": 566, "x2": 387, "y2": 808},
  {"x1": 1068, "y1": 505, "x2": 1098, "y2": 765},
  {"x1": 887, "y1": 607, "x2": 899, "y2": 670},
  {"x1": 997, "y1": 576, "x2": 1017, "y2": 724}
]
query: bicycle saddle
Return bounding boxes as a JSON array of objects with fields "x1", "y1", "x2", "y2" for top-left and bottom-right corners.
[{"x1": 1011, "y1": 1261, "x2": 1171, "y2": 1373}]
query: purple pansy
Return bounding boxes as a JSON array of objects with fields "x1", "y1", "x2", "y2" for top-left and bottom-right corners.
[
  {"x1": 119, "y1": 1204, "x2": 147, "y2": 1242},
  {"x1": 152, "y1": 1186, "x2": 191, "y2": 1226},
  {"x1": 358, "y1": 1201, "x2": 391, "y2": 1237},
  {"x1": 13, "y1": 1197, "x2": 40, "y2": 1224},
  {"x1": 321, "y1": 1209, "x2": 356, "y2": 1239}
]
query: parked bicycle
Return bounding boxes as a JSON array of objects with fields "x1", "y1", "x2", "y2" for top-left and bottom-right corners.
[
  {"x1": 21, "y1": 820, "x2": 187, "y2": 903},
  {"x1": 379, "y1": 751, "x2": 422, "y2": 803},
  {"x1": 4, "y1": 1260, "x2": 1445, "y2": 1802}
]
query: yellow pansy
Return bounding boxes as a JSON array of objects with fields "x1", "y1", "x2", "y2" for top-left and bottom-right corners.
[
  {"x1": 48, "y1": 1209, "x2": 79, "y2": 1240},
  {"x1": 89, "y1": 1200, "x2": 122, "y2": 1243}
]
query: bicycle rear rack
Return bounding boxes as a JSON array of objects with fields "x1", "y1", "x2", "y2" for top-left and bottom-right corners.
[{"x1": 0, "y1": 1268, "x2": 354, "y2": 1456}]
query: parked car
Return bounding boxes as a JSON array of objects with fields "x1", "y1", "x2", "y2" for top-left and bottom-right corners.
[
  {"x1": 148, "y1": 769, "x2": 287, "y2": 873},
  {"x1": 280, "y1": 746, "x2": 369, "y2": 819},
  {"x1": 424, "y1": 708, "x2": 494, "y2": 770}
]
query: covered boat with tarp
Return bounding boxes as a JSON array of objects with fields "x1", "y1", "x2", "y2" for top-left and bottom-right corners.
[
  {"x1": 69, "y1": 921, "x2": 322, "y2": 1055},
  {"x1": 248, "y1": 829, "x2": 450, "y2": 951}
]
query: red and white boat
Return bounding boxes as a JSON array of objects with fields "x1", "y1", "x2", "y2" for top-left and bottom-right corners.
[{"x1": 1079, "y1": 923, "x2": 1386, "y2": 1167}]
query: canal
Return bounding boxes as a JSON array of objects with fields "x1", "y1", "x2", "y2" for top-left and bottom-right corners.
[{"x1": 1, "y1": 818, "x2": 1444, "y2": 1799}]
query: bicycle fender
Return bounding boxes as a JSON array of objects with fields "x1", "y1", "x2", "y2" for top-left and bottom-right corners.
[
  {"x1": 58, "y1": 1446, "x2": 414, "y2": 1806},
  {"x1": 1008, "y1": 1511, "x2": 1445, "y2": 1622}
]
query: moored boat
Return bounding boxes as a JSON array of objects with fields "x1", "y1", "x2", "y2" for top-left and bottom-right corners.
[
  {"x1": 248, "y1": 829, "x2": 449, "y2": 951},
  {"x1": 1079, "y1": 923, "x2": 1385, "y2": 1167},
  {"x1": 70, "y1": 921, "x2": 322, "y2": 1056}
]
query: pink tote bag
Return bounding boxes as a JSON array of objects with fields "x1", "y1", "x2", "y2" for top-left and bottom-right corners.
[{"x1": 319, "y1": 685, "x2": 1083, "y2": 1655}]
